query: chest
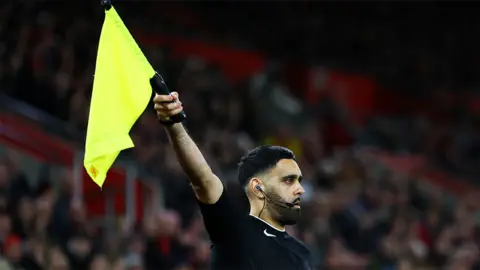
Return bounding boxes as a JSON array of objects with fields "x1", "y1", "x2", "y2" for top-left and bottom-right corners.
[{"x1": 247, "y1": 233, "x2": 312, "y2": 270}]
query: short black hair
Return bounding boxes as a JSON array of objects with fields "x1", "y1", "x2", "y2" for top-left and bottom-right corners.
[{"x1": 237, "y1": 145, "x2": 296, "y2": 187}]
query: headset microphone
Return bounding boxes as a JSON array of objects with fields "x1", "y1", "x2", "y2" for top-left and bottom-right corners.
[{"x1": 255, "y1": 185, "x2": 296, "y2": 208}]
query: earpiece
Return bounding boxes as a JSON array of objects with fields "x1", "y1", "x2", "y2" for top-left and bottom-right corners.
[{"x1": 255, "y1": 185, "x2": 262, "y2": 191}]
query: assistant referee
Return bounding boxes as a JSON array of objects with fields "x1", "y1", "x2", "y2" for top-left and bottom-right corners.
[{"x1": 154, "y1": 92, "x2": 313, "y2": 270}]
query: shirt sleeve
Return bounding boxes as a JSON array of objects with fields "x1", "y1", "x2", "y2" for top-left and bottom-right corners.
[{"x1": 197, "y1": 186, "x2": 247, "y2": 245}]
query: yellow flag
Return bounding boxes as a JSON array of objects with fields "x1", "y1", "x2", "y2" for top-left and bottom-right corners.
[{"x1": 84, "y1": 6, "x2": 154, "y2": 187}]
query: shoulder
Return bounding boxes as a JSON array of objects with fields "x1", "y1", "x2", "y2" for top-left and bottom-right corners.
[
  {"x1": 197, "y1": 184, "x2": 246, "y2": 215},
  {"x1": 197, "y1": 187, "x2": 251, "y2": 245},
  {"x1": 288, "y1": 236, "x2": 314, "y2": 268},
  {"x1": 287, "y1": 233, "x2": 312, "y2": 257}
]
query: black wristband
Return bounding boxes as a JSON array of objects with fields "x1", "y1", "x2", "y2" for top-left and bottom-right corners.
[{"x1": 157, "y1": 116, "x2": 177, "y2": 126}]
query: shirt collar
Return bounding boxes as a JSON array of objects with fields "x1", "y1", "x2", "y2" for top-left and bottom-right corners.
[{"x1": 249, "y1": 214, "x2": 286, "y2": 232}]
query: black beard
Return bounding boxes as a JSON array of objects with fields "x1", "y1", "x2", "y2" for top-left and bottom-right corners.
[{"x1": 265, "y1": 190, "x2": 301, "y2": 226}]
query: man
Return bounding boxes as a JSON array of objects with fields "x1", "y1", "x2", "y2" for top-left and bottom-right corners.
[{"x1": 153, "y1": 92, "x2": 312, "y2": 270}]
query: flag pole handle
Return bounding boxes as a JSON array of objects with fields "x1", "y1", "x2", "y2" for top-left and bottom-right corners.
[
  {"x1": 101, "y1": 0, "x2": 112, "y2": 10},
  {"x1": 150, "y1": 72, "x2": 187, "y2": 124}
]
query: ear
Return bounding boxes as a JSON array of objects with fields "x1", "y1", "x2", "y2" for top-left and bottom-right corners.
[{"x1": 250, "y1": 178, "x2": 264, "y2": 199}]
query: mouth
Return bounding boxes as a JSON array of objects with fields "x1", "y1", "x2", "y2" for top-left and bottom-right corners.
[{"x1": 292, "y1": 200, "x2": 301, "y2": 209}]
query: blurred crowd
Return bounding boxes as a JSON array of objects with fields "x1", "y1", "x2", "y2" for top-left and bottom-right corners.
[
  {"x1": 1, "y1": 1, "x2": 480, "y2": 270},
  {"x1": 361, "y1": 113, "x2": 480, "y2": 183},
  {"x1": 2, "y1": 147, "x2": 480, "y2": 270},
  {"x1": 190, "y1": 2, "x2": 480, "y2": 182}
]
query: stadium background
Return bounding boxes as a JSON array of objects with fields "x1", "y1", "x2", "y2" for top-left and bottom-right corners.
[{"x1": 1, "y1": 1, "x2": 480, "y2": 269}]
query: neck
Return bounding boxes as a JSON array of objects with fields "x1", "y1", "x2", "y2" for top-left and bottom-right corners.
[{"x1": 249, "y1": 209, "x2": 285, "y2": 231}]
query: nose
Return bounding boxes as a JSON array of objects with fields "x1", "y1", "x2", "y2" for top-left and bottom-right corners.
[{"x1": 295, "y1": 182, "x2": 305, "y2": 196}]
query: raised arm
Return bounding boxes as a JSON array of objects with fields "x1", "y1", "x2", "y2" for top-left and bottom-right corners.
[{"x1": 153, "y1": 92, "x2": 223, "y2": 204}]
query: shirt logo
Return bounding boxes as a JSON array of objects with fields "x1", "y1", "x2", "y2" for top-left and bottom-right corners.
[{"x1": 263, "y1": 229, "x2": 276, "y2": 238}]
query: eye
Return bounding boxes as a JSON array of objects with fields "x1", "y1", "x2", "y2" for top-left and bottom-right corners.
[{"x1": 283, "y1": 176, "x2": 295, "y2": 185}]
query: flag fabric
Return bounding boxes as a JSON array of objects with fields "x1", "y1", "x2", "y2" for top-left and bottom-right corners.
[{"x1": 84, "y1": 6, "x2": 154, "y2": 187}]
